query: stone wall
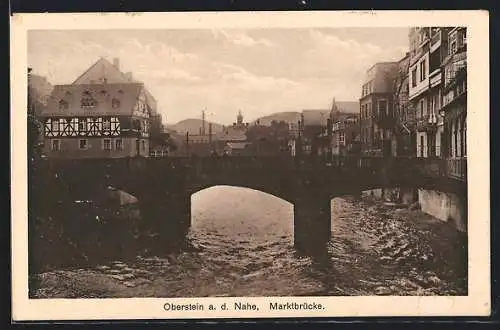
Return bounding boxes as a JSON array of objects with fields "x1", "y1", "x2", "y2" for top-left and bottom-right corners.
[
  {"x1": 418, "y1": 189, "x2": 467, "y2": 232},
  {"x1": 361, "y1": 188, "x2": 418, "y2": 205},
  {"x1": 360, "y1": 187, "x2": 466, "y2": 233}
]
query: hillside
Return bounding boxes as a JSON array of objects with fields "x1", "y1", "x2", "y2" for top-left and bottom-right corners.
[
  {"x1": 251, "y1": 112, "x2": 301, "y2": 126},
  {"x1": 251, "y1": 102, "x2": 359, "y2": 126},
  {"x1": 167, "y1": 118, "x2": 224, "y2": 135},
  {"x1": 168, "y1": 101, "x2": 360, "y2": 133}
]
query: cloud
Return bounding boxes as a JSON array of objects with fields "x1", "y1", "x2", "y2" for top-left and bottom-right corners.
[
  {"x1": 28, "y1": 29, "x2": 409, "y2": 125},
  {"x1": 212, "y1": 62, "x2": 301, "y2": 92},
  {"x1": 212, "y1": 30, "x2": 275, "y2": 48}
]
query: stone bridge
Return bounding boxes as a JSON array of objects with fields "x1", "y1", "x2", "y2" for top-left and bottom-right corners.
[{"x1": 31, "y1": 155, "x2": 467, "y2": 253}]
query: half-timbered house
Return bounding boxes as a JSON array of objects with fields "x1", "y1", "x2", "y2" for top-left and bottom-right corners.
[{"x1": 40, "y1": 57, "x2": 157, "y2": 159}]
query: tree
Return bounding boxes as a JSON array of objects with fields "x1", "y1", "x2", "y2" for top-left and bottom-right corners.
[{"x1": 27, "y1": 68, "x2": 43, "y2": 162}]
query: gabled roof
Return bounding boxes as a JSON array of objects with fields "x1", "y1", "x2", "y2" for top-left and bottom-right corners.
[
  {"x1": 72, "y1": 57, "x2": 132, "y2": 85},
  {"x1": 301, "y1": 110, "x2": 331, "y2": 126},
  {"x1": 143, "y1": 89, "x2": 158, "y2": 114},
  {"x1": 43, "y1": 83, "x2": 145, "y2": 117}
]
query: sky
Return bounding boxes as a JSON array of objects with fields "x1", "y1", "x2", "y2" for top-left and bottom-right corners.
[{"x1": 28, "y1": 28, "x2": 409, "y2": 125}]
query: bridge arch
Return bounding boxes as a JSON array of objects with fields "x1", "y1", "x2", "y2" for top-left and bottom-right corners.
[
  {"x1": 188, "y1": 184, "x2": 295, "y2": 205},
  {"x1": 189, "y1": 185, "x2": 294, "y2": 234}
]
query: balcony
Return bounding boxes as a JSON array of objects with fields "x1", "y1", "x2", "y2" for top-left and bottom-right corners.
[
  {"x1": 410, "y1": 40, "x2": 430, "y2": 65},
  {"x1": 447, "y1": 157, "x2": 467, "y2": 181},
  {"x1": 429, "y1": 68, "x2": 442, "y2": 87},
  {"x1": 416, "y1": 115, "x2": 438, "y2": 133},
  {"x1": 431, "y1": 31, "x2": 440, "y2": 46},
  {"x1": 444, "y1": 65, "x2": 467, "y2": 92}
]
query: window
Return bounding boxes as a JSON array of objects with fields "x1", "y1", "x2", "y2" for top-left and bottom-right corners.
[
  {"x1": 103, "y1": 139, "x2": 111, "y2": 151},
  {"x1": 115, "y1": 139, "x2": 123, "y2": 150},
  {"x1": 103, "y1": 118, "x2": 111, "y2": 135},
  {"x1": 78, "y1": 119, "x2": 86, "y2": 134},
  {"x1": 78, "y1": 139, "x2": 88, "y2": 150},
  {"x1": 132, "y1": 119, "x2": 141, "y2": 131},
  {"x1": 110, "y1": 117, "x2": 121, "y2": 136},
  {"x1": 81, "y1": 91, "x2": 98, "y2": 108},
  {"x1": 51, "y1": 139, "x2": 60, "y2": 151},
  {"x1": 339, "y1": 132, "x2": 345, "y2": 145},
  {"x1": 463, "y1": 119, "x2": 467, "y2": 157},
  {"x1": 141, "y1": 140, "x2": 146, "y2": 151},
  {"x1": 52, "y1": 119, "x2": 60, "y2": 135},
  {"x1": 59, "y1": 100, "x2": 68, "y2": 110},
  {"x1": 419, "y1": 99, "x2": 425, "y2": 119},
  {"x1": 378, "y1": 100, "x2": 388, "y2": 117},
  {"x1": 411, "y1": 68, "x2": 417, "y2": 87},
  {"x1": 419, "y1": 59, "x2": 426, "y2": 81},
  {"x1": 112, "y1": 98, "x2": 121, "y2": 109},
  {"x1": 420, "y1": 136, "x2": 424, "y2": 157}
]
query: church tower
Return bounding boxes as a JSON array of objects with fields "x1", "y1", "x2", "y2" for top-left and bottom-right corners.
[{"x1": 237, "y1": 110, "x2": 243, "y2": 126}]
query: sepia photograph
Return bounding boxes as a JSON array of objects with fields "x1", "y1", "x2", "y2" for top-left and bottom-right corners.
[{"x1": 11, "y1": 11, "x2": 489, "y2": 320}]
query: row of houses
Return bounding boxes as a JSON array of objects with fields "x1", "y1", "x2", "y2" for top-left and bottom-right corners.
[
  {"x1": 321, "y1": 27, "x2": 466, "y2": 179},
  {"x1": 287, "y1": 26, "x2": 467, "y2": 183},
  {"x1": 32, "y1": 26, "x2": 466, "y2": 172}
]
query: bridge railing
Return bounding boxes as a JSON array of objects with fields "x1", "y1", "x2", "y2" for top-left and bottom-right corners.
[{"x1": 34, "y1": 154, "x2": 466, "y2": 184}]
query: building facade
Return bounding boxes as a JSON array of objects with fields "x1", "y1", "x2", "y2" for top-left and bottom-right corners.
[
  {"x1": 331, "y1": 115, "x2": 360, "y2": 156},
  {"x1": 359, "y1": 62, "x2": 399, "y2": 157},
  {"x1": 408, "y1": 27, "x2": 451, "y2": 158},
  {"x1": 392, "y1": 53, "x2": 412, "y2": 157},
  {"x1": 440, "y1": 27, "x2": 467, "y2": 180},
  {"x1": 219, "y1": 111, "x2": 252, "y2": 156},
  {"x1": 40, "y1": 57, "x2": 158, "y2": 159}
]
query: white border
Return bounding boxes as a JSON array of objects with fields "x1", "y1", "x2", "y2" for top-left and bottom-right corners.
[{"x1": 11, "y1": 11, "x2": 490, "y2": 320}]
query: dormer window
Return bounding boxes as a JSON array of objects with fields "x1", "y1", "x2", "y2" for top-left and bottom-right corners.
[
  {"x1": 59, "y1": 99, "x2": 69, "y2": 110},
  {"x1": 81, "y1": 91, "x2": 97, "y2": 109},
  {"x1": 112, "y1": 98, "x2": 121, "y2": 109}
]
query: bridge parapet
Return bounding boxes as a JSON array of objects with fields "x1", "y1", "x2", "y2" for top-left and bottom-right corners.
[{"x1": 32, "y1": 155, "x2": 465, "y2": 200}]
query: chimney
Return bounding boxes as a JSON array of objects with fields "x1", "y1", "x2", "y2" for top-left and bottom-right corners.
[
  {"x1": 208, "y1": 123, "x2": 213, "y2": 144},
  {"x1": 113, "y1": 58, "x2": 120, "y2": 70},
  {"x1": 125, "y1": 72, "x2": 133, "y2": 81},
  {"x1": 201, "y1": 109, "x2": 206, "y2": 135}
]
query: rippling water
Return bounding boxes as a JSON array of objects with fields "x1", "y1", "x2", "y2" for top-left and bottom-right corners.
[
  {"x1": 34, "y1": 185, "x2": 468, "y2": 298},
  {"x1": 127, "y1": 186, "x2": 466, "y2": 297}
]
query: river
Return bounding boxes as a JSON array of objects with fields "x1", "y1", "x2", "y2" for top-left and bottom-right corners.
[{"x1": 32, "y1": 185, "x2": 467, "y2": 298}]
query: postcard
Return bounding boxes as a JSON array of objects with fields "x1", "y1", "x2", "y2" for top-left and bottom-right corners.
[{"x1": 11, "y1": 10, "x2": 490, "y2": 320}]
